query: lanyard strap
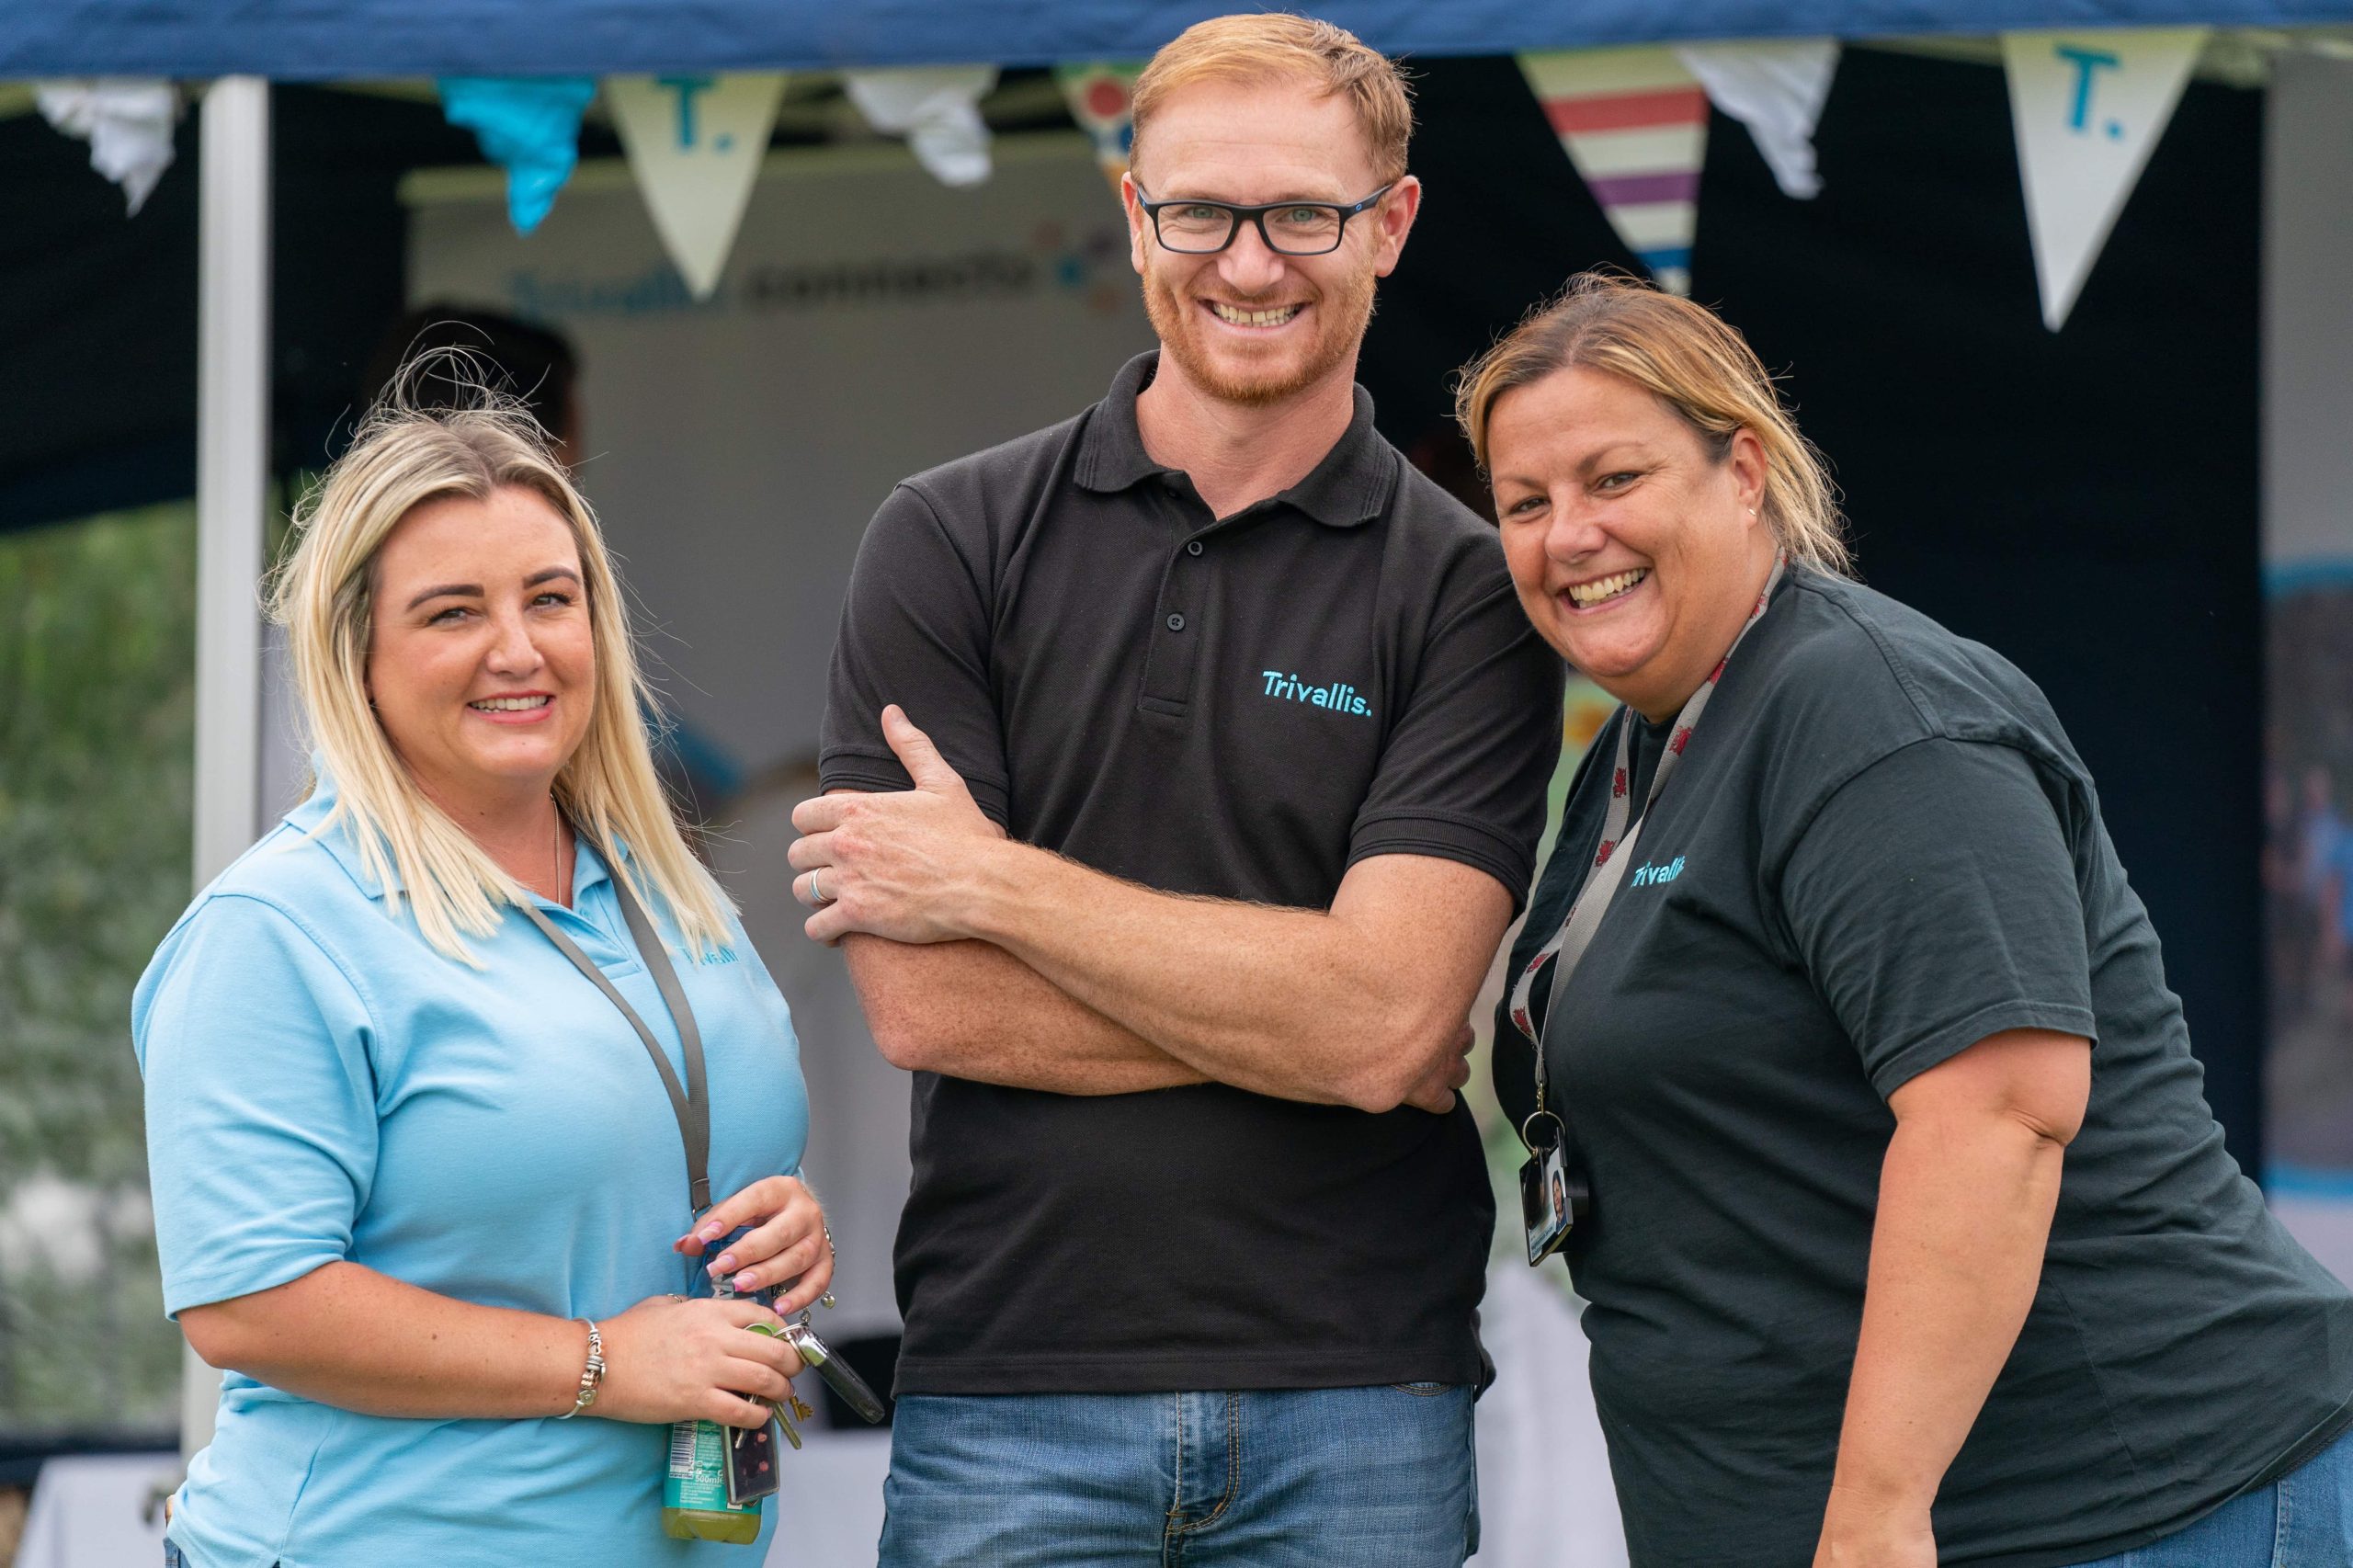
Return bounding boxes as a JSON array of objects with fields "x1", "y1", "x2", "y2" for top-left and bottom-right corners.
[
  {"x1": 1507, "y1": 555, "x2": 1787, "y2": 1149},
  {"x1": 517, "y1": 857, "x2": 711, "y2": 1214}
]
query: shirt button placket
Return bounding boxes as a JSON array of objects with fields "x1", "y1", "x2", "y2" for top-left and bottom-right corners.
[{"x1": 1140, "y1": 526, "x2": 1207, "y2": 712}]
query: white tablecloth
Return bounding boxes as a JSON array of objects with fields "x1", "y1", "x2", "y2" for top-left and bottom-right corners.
[{"x1": 17, "y1": 1452, "x2": 171, "y2": 1568}]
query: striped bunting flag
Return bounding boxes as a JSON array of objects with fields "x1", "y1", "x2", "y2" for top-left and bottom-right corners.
[{"x1": 1518, "y1": 48, "x2": 1711, "y2": 295}]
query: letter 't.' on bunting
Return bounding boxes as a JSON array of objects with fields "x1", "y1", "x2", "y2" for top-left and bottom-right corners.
[
  {"x1": 2002, "y1": 27, "x2": 2208, "y2": 331},
  {"x1": 608, "y1": 73, "x2": 788, "y2": 301}
]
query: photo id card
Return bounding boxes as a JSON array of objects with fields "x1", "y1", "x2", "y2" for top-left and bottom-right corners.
[{"x1": 1519, "y1": 1140, "x2": 1575, "y2": 1266}]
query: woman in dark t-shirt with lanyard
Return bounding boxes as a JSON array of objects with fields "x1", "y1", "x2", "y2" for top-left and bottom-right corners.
[{"x1": 1460, "y1": 272, "x2": 2353, "y2": 1568}]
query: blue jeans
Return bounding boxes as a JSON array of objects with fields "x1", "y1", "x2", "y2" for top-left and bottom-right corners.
[
  {"x1": 878, "y1": 1384, "x2": 1479, "y2": 1567},
  {"x1": 2073, "y1": 1426, "x2": 2353, "y2": 1566}
]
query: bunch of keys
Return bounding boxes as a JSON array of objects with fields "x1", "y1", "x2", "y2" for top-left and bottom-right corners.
[{"x1": 699, "y1": 1225, "x2": 888, "y2": 1505}]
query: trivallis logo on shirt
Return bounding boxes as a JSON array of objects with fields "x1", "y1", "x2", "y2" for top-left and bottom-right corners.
[
  {"x1": 1629, "y1": 856, "x2": 1686, "y2": 888},
  {"x1": 1259, "y1": 670, "x2": 1372, "y2": 718}
]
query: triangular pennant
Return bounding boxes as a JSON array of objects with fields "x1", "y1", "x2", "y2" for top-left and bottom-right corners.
[
  {"x1": 844, "y1": 66, "x2": 1000, "y2": 187},
  {"x1": 1674, "y1": 40, "x2": 1839, "y2": 199},
  {"x1": 1054, "y1": 62, "x2": 1144, "y2": 193},
  {"x1": 2002, "y1": 28, "x2": 2207, "y2": 331},
  {"x1": 438, "y1": 76, "x2": 598, "y2": 234},
  {"x1": 608, "y1": 74, "x2": 787, "y2": 301},
  {"x1": 1518, "y1": 48, "x2": 1710, "y2": 295}
]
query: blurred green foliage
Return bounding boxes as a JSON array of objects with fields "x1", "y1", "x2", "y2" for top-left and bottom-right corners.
[{"x1": 0, "y1": 503, "x2": 195, "y2": 1434}]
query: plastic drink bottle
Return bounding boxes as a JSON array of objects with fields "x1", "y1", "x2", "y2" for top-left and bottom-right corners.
[
  {"x1": 659, "y1": 1358, "x2": 771, "y2": 1544},
  {"x1": 660, "y1": 1249, "x2": 782, "y2": 1542}
]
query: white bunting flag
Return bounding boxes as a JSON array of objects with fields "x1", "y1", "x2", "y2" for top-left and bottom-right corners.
[
  {"x1": 844, "y1": 66, "x2": 1001, "y2": 188},
  {"x1": 2002, "y1": 28, "x2": 2207, "y2": 330},
  {"x1": 1675, "y1": 40, "x2": 1840, "y2": 199},
  {"x1": 36, "y1": 78, "x2": 179, "y2": 214},
  {"x1": 608, "y1": 73, "x2": 787, "y2": 300},
  {"x1": 1518, "y1": 49, "x2": 1711, "y2": 295}
]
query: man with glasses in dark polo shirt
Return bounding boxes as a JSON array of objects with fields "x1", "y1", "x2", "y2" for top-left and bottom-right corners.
[{"x1": 796, "y1": 15, "x2": 1563, "y2": 1564}]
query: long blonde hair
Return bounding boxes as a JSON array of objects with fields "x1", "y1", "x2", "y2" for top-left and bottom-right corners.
[
  {"x1": 1455, "y1": 271, "x2": 1849, "y2": 575},
  {"x1": 268, "y1": 373, "x2": 733, "y2": 962}
]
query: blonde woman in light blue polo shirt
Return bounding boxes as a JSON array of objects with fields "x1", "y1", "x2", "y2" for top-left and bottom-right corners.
[{"x1": 135, "y1": 384, "x2": 828, "y2": 1566}]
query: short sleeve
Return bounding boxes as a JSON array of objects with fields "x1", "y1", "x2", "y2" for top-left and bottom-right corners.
[
  {"x1": 819, "y1": 483, "x2": 1011, "y2": 826},
  {"x1": 1782, "y1": 738, "x2": 2098, "y2": 1098},
  {"x1": 134, "y1": 895, "x2": 381, "y2": 1315},
  {"x1": 1347, "y1": 574, "x2": 1564, "y2": 911}
]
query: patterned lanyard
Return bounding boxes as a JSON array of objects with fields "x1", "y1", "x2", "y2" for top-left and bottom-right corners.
[{"x1": 1508, "y1": 554, "x2": 1787, "y2": 1154}]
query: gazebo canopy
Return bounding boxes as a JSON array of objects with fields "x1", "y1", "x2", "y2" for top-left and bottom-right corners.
[{"x1": 8, "y1": 0, "x2": 2351, "y2": 78}]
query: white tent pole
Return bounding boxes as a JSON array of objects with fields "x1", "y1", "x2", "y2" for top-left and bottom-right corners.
[{"x1": 183, "y1": 73, "x2": 271, "y2": 1463}]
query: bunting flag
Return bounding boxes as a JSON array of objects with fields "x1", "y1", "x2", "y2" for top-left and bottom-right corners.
[
  {"x1": 35, "y1": 78, "x2": 179, "y2": 214},
  {"x1": 2002, "y1": 28, "x2": 2208, "y2": 331},
  {"x1": 437, "y1": 76, "x2": 597, "y2": 234},
  {"x1": 1518, "y1": 48, "x2": 1710, "y2": 294},
  {"x1": 844, "y1": 65, "x2": 1000, "y2": 187},
  {"x1": 1054, "y1": 62, "x2": 1143, "y2": 193},
  {"x1": 608, "y1": 74, "x2": 787, "y2": 300},
  {"x1": 1674, "y1": 40, "x2": 1839, "y2": 199}
]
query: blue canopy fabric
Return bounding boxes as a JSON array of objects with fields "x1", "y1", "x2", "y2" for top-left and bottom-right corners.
[{"x1": 7, "y1": 0, "x2": 2350, "y2": 79}]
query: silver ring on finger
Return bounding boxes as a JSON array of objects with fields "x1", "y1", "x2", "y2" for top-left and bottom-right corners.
[{"x1": 810, "y1": 869, "x2": 828, "y2": 905}]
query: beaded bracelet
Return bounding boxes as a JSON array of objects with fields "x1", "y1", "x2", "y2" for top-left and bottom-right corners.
[{"x1": 558, "y1": 1317, "x2": 605, "y2": 1419}]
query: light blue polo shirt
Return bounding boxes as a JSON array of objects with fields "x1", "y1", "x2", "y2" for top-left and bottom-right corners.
[{"x1": 133, "y1": 767, "x2": 808, "y2": 1566}]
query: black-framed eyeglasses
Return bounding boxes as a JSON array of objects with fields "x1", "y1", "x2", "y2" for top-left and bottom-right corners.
[{"x1": 1134, "y1": 184, "x2": 1394, "y2": 256}]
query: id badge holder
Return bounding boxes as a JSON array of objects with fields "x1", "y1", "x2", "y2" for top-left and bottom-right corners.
[
  {"x1": 1518, "y1": 1109, "x2": 1584, "y2": 1266},
  {"x1": 725, "y1": 1420, "x2": 782, "y2": 1508}
]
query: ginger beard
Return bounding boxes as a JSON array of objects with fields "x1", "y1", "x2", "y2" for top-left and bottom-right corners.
[{"x1": 1140, "y1": 236, "x2": 1380, "y2": 408}]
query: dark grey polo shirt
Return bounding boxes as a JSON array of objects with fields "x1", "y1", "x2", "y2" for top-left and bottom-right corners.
[
  {"x1": 822, "y1": 351, "x2": 1564, "y2": 1395},
  {"x1": 1498, "y1": 567, "x2": 2353, "y2": 1566}
]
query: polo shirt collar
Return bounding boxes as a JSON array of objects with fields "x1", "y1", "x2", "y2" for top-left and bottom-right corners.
[
  {"x1": 1074, "y1": 350, "x2": 1393, "y2": 528},
  {"x1": 289, "y1": 752, "x2": 622, "y2": 903}
]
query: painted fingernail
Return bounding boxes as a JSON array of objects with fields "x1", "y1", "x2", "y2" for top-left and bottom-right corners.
[
  {"x1": 713, "y1": 1254, "x2": 737, "y2": 1273},
  {"x1": 697, "y1": 1222, "x2": 725, "y2": 1243},
  {"x1": 733, "y1": 1271, "x2": 758, "y2": 1292}
]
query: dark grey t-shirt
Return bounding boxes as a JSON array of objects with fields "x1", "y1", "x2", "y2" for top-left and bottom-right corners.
[
  {"x1": 825, "y1": 352, "x2": 1563, "y2": 1395},
  {"x1": 1498, "y1": 568, "x2": 2353, "y2": 1567}
]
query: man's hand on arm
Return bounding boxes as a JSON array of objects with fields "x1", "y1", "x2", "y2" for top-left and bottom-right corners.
[
  {"x1": 808, "y1": 772, "x2": 1205, "y2": 1096},
  {"x1": 794, "y1": 708, "x2": 1505, "y2": 1114}
]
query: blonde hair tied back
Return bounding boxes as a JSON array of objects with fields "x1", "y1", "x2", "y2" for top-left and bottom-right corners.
[
  {"x1": 1454, "y1": 271, "x2": 1850, "y2": 577},
  {"x1": 267, "y1": 351, "x2": 733, "y2": 963}
]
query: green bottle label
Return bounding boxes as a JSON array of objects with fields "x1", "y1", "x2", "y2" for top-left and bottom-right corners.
[{"x1": 663, "y1": 1419, "x2": 755, "y2": 1516}]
